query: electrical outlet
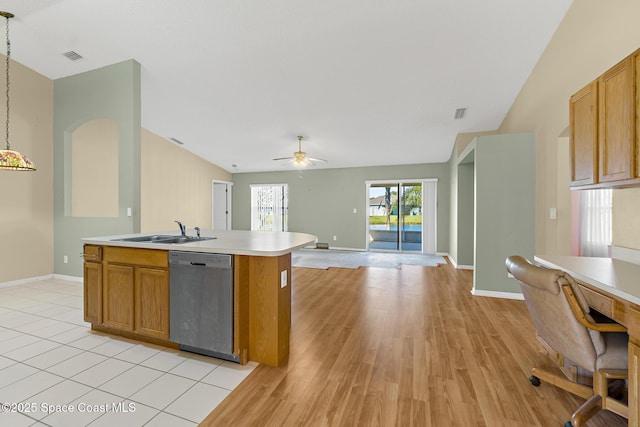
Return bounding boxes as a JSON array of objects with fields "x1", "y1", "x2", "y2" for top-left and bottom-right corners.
[
  {"x1": 63, "y1": 255, "x2": 68, "y2": 264},
  {"x1": 353, "y1": 208, "x2": 357, "y2": 214},
  {"x1": 333, "y1": 236, "x2": 337, "y2": 241}
]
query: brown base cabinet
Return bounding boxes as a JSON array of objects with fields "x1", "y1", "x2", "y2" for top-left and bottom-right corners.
[
  {"x1": 83, "y1": 244, "x2": 292, "y2": 367},
  {"x1": 135, "y1": 267, "x2": 170, "y2": 340},
  {"x1": 83, "y1": 245, "x2": 170, "y2": 342},
  {"x1": 83, "y1": 245, "x2": 103, "y2": 324},
  {"x1": 103, "y1": 263, "x2": 135, "y2": 331}
]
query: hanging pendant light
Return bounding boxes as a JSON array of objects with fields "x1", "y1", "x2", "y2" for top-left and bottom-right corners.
[{"x1": 0, "y1": 11, "x2": 35, "y2": 171}]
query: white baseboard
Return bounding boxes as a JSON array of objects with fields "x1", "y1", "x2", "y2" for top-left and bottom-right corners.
[
  {"x1": 448, "y1": 255, "x2": 457, "y2": 268},
  {"x1": 53, "y1": 274, "x2": 83, "y2": 283},
  {"x1": 0, "y1": 274, "x2": 54, "y2": 288},
  {"x1": 448, "y1": 256, "x2": 474, "y2": 270},
  {"x1": 611, "y1": 246, "x2": 640, "y2": 265},
  {"x1": 0, "y1": 274, "x2": 83, "y2": 288},
  {"x1": 471, "y1": 288, "x2": 524, "y2": 300}
]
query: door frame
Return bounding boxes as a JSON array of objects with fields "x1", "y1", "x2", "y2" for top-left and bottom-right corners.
[
  {"x1": 212, "y1": 180, "x2": 233, "y2": 230},
  {"x1": 365, "y1": 178, "x2": 438, "y2": 253}
]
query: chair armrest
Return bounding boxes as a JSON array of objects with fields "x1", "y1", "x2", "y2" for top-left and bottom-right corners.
[{"x1": 561, "y1": 285, "x2": 627, "y2": 333}]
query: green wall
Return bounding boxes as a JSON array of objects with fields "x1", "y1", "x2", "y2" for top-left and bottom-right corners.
[
  {"x1": 474, "y1": 133, "x2": 535, "y2": 293},
  {"x1": 232, "y1": 163, "x2": 450, "y2": 252},
  {"x1": 54, "y1": 60, "x2": 141, "y2": 277},
  {"x1": 450, "y1": 133, "x2": 535, "y2": 294}
]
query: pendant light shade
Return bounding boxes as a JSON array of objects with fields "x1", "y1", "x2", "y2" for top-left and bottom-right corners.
[
  {"x1": 0, "y1": 149, "x2": 36, "y2": 170},
  {"x1": 0, "y1": 11, "x2": 35, "y2": 171}
]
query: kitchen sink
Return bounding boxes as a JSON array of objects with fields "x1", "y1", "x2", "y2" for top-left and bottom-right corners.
[
  {"x1": 113, "y1": 235, "x2": 176, "y2": 242},
  {"x1": 112, "y1": 235, "x2": 216, "y2": 244},
  {"x1": 151, "y1": 236, "x2": 216, "y2": 244}
]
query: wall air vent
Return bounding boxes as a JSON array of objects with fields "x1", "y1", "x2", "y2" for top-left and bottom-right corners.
[
  {"x1": 169, "y1": 137, "x2": 184, "y2": 145},
  {"x1": 63, "y1": 51, "x2": 83, "y2": 61},
  {"x1": 454, "y1": 108, "x2": 467, "y2": 119}
]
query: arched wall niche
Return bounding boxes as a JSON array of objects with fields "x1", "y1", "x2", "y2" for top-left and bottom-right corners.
[{"x1": 68, "y1": 118, "x2": 119, "y2": 217}]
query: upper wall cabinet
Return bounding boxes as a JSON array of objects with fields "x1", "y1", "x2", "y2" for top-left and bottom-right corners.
[
  {"x1": 570, "y1": 52, "x2": 640, "y2": 189},
  {"x1": 570, "y1": 81, "x2": 598, "y2": 186}
]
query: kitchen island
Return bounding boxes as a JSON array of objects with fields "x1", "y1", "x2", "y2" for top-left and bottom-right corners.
[{"x1": 82, "y1": 230, "x2": 316, "y2": 367}]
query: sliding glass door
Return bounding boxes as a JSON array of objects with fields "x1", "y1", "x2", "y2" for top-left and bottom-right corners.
[{"x1": 366, "y1": 179, "x2": 437, "y2": 253}]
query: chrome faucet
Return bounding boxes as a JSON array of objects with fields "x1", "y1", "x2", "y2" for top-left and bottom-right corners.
[
  {"x1": 175, "y1": 220, "x2": 186, "y2": 236},
  {"x1": 195, "y1": 227, "x2": 201, "y2": 239}
]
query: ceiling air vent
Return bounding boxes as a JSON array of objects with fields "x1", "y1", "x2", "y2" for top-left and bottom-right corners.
[
  {"x1": 454, "y1": 108, "x2": 467, "y2": 119},
  {"x1": 63, "y1": 51, "x2": 83, "y2": 61}
]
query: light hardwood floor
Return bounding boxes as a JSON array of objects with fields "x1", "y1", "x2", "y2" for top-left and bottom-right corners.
[{"x1": 201, "y1": 260, "x2": 627, "y2": 426}]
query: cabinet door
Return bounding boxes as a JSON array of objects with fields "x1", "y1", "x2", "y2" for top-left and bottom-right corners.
[
  {"x1": 570, "y1": 81, "x2": 599, "y2": 186},
  {"x1": 135, "y1": 267, "x2": 170, "y2": 340},
  {"x1": 630, "y1": 341, "x2": 640, "y2": 426},
  {"x1": 103, "y1": 264, "x2": 135, "y2": 331},
  {"x1": 83, "y1": 261, "x2": 102, "y2": 324},
  {"x1": 599, "y1": 56, "x2": 635, "y2": 183}
]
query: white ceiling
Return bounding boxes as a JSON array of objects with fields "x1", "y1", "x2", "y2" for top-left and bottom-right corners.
[{"x1": 4, "y1": 0, "x2": 573, "y2": 173}]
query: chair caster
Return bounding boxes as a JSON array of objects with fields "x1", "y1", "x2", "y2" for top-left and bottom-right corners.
[
  {"x1": 564, "y1": 421, "x2": 572, "y2": 427},
  {"x1": 529, "y1": 375, "x2": 541, "y2": 387}
]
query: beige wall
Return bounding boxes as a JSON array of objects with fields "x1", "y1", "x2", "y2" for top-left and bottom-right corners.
[
  {"x1": 499, "y1": 0, "x2": 640, "y2": 254},
  {"x1": 0, "y1": 59, "x2": 54, "y2": 282},
  {"x1": 141, "y1": 129, "x2": 232, "y2": 233}
]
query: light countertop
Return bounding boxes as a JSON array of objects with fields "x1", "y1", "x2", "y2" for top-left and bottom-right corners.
[
  {"x1": 535, "y1": 254, "x2": 640, "y2": 307},
  {"x1": 83, "y1": 229, "x2": 318, "y2": 257}
]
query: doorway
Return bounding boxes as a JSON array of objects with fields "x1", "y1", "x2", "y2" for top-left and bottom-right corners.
[
  {"x1": 212, "y1": 180, "x2": 233, "y2": 230},
  {"x1": 366, "y1": 179, "x2": 437, "y2": 253}
]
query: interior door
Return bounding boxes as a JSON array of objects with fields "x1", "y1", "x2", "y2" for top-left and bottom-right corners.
[{"x1": 213, "y1": 181, "x2": 232, "y2": 230}]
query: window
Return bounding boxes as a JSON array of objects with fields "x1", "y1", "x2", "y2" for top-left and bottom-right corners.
[
  {"x1": 250, "y1": 184, "x2": 288, "y2": 231},
  {"x1": 578, "y1": 188, "x2": 612, "y2": 257}
]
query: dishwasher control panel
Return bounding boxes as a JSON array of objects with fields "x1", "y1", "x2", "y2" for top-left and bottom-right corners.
[{"x1": 168, "y1": 251, "x2": 232, "y2": 268}]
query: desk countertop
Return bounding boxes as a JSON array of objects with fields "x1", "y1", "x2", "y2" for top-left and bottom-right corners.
[
  {"x1": 83, "y1": 229, "x2": 318, "y2": 257},
  {"x1": 535, "y1": 254, "x2": 640, "y2": 307}
]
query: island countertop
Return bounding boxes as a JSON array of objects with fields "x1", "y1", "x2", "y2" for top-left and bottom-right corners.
[{"x1": 82, "y1": 229, "x2": 317, "y2": 256}]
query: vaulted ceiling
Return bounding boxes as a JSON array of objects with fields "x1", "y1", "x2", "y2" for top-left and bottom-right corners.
[{"x1": 6, "y1": 0, "x2": 572, "y2": 172}]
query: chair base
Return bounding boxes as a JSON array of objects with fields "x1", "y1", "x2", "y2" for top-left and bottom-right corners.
[
  {"x1": 531, "y1": 367, "x2": 592, "y2": 400},
  {"x1": 529, "y1": 367, "x2": 628, "y2": 427}
]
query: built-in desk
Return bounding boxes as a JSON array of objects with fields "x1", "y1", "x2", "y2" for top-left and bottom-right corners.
[{"x1": 535, "y1": 255, "x2": 640, "y2": 426}]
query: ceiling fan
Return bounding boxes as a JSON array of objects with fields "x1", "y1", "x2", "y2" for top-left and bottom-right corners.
[{"x1": 273, "y1": 136, "x2": 327, "y2": 168}]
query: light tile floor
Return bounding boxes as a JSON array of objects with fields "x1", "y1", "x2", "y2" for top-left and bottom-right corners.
[{"x1": 0, "y1": 278, "x2": 256, "y2": 427}]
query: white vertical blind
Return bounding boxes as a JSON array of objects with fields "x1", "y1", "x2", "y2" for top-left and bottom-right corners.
[
  {"x1": 579, "y1": 189, "x2": 612, "y2": 257},
  {"x1": 250, "y1": 184, "x2": 288, "y2": 231},
  {"x1": 422, "y1": 181, "x2": 437, "y2": 254}
]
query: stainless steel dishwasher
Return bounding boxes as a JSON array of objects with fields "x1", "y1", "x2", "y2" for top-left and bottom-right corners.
[{"x1": 169, "y1": 251, "x2": 238, "y2": 362}]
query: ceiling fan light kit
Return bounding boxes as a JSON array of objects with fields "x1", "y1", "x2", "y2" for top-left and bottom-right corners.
[{"x1": 273, "y1": 136, "x2": 327, "y2": 169}]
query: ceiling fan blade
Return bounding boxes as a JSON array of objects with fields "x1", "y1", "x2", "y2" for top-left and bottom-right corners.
[
  {"x1": 273, "y1": 156, "x2": 295, "y2": 161},
  {"x1": 307, "y1": 157, "x2": 328, "y2": 163}
]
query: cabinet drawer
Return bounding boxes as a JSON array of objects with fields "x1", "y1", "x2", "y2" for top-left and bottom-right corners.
[
  {"x1": 579, "y1": 284, "x2": 615, "y2": 318},
  {"x1": 83, "y1": 245, "x2": 102, "y2": 262},
  {"x1": 103, "y1": 246, "x2": 168, "y2": 268}
]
